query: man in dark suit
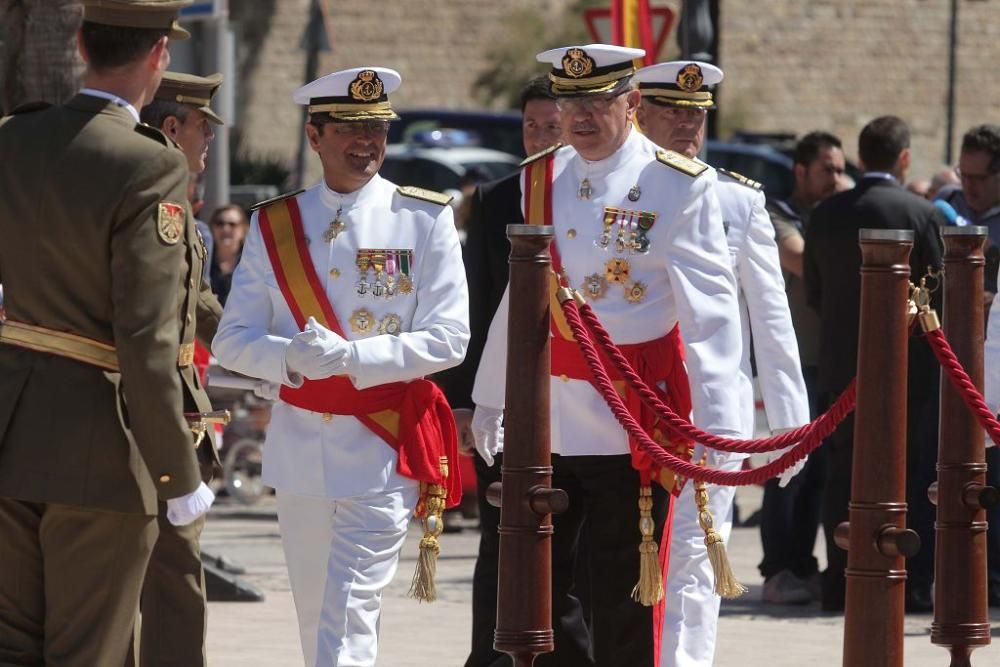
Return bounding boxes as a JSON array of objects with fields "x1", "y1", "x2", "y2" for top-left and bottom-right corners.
[
  {"x1": 435, "y1": 76, "x2": 561, "y2": 667},
  {"x1": 804, "y1": 115, "x2": 945, "y2": 612},
  {"x1": 0, "y1": 2, "x2": 215, "y2": 664}
]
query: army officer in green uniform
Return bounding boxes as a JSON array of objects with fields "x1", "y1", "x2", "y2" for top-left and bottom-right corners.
[
  {"x1": 134, "y1": 69, "x2": 227, "y2": 667},
  {"x1": 0, "y1": 1, "x2": 215, "y2": 664}
]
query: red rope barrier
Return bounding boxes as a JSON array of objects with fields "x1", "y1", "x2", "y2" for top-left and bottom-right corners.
[
  {"x1": 560, "y1": 297, "x2": 851, "y2": 485},
  {"x1": 925, "y1": 327, "x2": 1000, "y2": 444},
  {"x1": 568, "y1": 298, "x2": 857, "y2": 454}
]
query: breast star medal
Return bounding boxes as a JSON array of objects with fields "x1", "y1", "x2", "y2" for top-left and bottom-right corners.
[
  {"x1": 349, "y1": 308, "x2": 375, "y2": 335},
  {"x1": 581, "y1": 273, "x2": 608, "y2": 300},
  {"x1": 605, "y1": 258, "x2": 630, "y2": 284},
  {"x1": 323, "y1": 207, "x2": 346, "y2": 243},
  {"x1": 379, "y1": 314, "x2": 403, "y2": 336},
  {"x1": 625, "y1": 281, "x2": 648, "y2": 304}
]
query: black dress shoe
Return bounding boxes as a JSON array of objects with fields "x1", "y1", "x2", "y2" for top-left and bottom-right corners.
[{"x1": 905, "y1": 586, "x2": 934, "y2": 613}]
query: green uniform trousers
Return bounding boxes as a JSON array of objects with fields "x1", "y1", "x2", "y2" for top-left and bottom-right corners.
[
  {"x1": 126, "y1": 503, "x2": 207, "y2": 667},
  {"x1": 0, "y1": 498, "x2": 157, "y2": 666}
]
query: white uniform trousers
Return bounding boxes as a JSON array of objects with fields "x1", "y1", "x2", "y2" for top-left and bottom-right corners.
[
  {"x1": 661, "y1": 449, "x2": 745, "y2": 667},
  {"x1": 276, "y1": 487, "x2": 418, "y2": 667}
]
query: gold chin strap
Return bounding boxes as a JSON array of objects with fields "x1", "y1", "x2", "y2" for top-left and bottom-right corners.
[{"x1": 408, "y1": 456, "x2": 448, "y2": 603}]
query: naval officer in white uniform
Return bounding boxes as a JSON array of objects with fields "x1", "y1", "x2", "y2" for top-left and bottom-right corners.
[
  {"x1": 212, "y1": 67, "x2": 469, "y2": 667},
  {"x1": 634, "y1": 61, "x2": 810, "y2": 667},
  {"x1": 471, "y1": 45, "x2": 743, "y2": 667}
]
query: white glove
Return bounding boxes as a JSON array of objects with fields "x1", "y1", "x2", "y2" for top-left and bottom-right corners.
[
  {"x1": 253, "y1": 381, "x2": 281, "y2": 401},
  {"x1": 284, "y1": 316, "x2": 352, "y2": 380},
  {"x1": 471, "y1": 405, "x2": 504, "y2": 467},
  {"x1": 166, "y1": 481, "x2": 215, "y2": 526},
  {"x1": 769, "y1": 427, "x2": 807, "y2": 488}
]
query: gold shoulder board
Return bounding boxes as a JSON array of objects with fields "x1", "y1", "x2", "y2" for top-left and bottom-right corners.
[
  {"x1": 397, "y1": 186, "x2": 453, "y2": 207},
  {"x1": 134, "y1": 123, "x2": 170, "y2": 147},
  {"x1": 10, "y1": 100, "x2": 52, "y2": 115},
  {"x1": 655, "y1": 150, "x2": 709, "y2": 178},
  {"x1": 519, "y1": 143, "x2": 564, "y2": 167},
  {"x1": 718, "y1": 168, "x2": 763, "y2": 191},
  {"x1": 249, "y1": 189, "x2": 306, "y2": 212}
]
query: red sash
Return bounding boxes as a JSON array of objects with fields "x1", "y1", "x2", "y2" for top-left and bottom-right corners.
[{"x1": 256, "y1": 196, "x2": 461, "y2": 513}]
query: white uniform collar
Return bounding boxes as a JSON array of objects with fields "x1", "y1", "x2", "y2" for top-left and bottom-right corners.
[
  {"x1": 570, "y1": 127, "x2": 643, "y2": 180},
  {"x1": 319, "y1": 173, "x2": 383, "y2": 211},
  {"x1": 79, "y1": 87, "x2": 140, "y2": 122}
]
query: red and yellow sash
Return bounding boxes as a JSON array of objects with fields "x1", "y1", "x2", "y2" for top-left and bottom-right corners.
[
  {"x1": 522, "y1": 154, "x2": 693, "y2": 494},
  {"x1": 257, "y1": 196, "x2": 461, "y2": 513}
]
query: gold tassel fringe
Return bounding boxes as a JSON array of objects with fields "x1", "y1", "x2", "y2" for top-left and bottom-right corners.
[
  {"x1": 408, "y1": 457, "x2": 449, "y2": 603},
  {"x1": 695, "y1": 480, "x2": 747, "y2": 599},
  {"x1": 631, "y1": 485, "x2": 664, "y2": 606}
]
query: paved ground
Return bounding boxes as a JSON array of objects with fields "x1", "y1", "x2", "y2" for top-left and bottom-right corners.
[{"x1": 202, "y1": 485, "x2": 1000, "y2": 666}]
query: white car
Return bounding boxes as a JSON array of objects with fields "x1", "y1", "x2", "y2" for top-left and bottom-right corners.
[{"x1": 380, "y1": 142, "x2": 522, "y2": 194}]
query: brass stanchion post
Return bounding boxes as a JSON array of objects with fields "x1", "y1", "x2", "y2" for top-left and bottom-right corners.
[{"x1": 841, "y1": 229, "x2": 920, "y2": 667}]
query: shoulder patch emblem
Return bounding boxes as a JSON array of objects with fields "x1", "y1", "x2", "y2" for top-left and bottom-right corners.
[
  {"x1": 157, "y1": 202, "x2": 185, "y2": 245},
  {"x1": 519, "y1": 143, "x2": 564, "y2": 167},
  {"x1": 249, "y1": 189, "x2": 305, "y2": 212},
  {"x1": 397, "y1": 185, "x2": 453, "y2": 207},
  {"x1": 718, "y1": 168, "x2": 763, "y2": 191},
  {"x1": 655, "y1": 150, "x2": 709, "y2": 177},
  {"x1": 10, "y1": 100, "x2": 52, "y2": 115},
  {"x1": 134, "y1": 123, "x2": 169, "y2": 147}
]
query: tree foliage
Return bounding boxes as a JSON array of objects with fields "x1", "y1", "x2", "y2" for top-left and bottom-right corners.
[{"x1": 471, "y1": 0, "x2": 606, "y2": 109}]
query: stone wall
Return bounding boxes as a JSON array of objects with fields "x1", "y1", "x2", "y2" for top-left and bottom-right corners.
[
  {"x1": 717, "y1": 0, "x2": 1000, "y2": 180},
  {"x1": 231, "y1": 0, "x2": 999, "y2": 184}
]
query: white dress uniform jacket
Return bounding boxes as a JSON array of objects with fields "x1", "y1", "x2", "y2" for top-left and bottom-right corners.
[
  {"x1": 472, "y1": 128, "x2": 743, "y2": 454},
  {"x1": 213, "y1": 175, "x2": 470, "y2": 498},
  {"x1": 663, "y1": 170, "x2": 810, "y2": 667}
]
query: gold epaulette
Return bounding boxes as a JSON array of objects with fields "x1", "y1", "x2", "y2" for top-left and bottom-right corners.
[
  {"x1": 655, "y1": 150, "x2": 709, "y2": 177},
  {"x1": 250, "y1": 188, "x2": 306, "y2": 212},
  {"x1": 718, "y1": 168, "x2": 763, "y2": 191},
  {"x1": 134, "y1": 123, "x2": 170, "y2": 147},
  {"x1": 397, "y1": 185, "x2": 453, "y2": 207},
  {"x1": 519, "y1": 143, "x2": 564, "y2": 167}
]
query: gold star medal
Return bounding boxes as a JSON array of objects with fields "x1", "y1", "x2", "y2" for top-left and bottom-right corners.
[
  {"x1": 323, "y1": 207, "x2": 346, "y2": 243},
  {"x1": 349, "y1": 308, "x2": 375, "y2": 335},
  {"x1": 581, "y1": 273, "x2": 608, "y2": 300},
  {"x1": 625, "y1": 281, "x2": 648, "y2": 304},
  {"x1": 605, "y1": 258, "x2": 630, "y2": 284},
  {"x1": 379, "y1": 313, "x2": 403, "y2": 336}
]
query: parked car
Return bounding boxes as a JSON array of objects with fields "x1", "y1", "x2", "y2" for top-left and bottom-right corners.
[
  {"x1": 380, "y1": 140, "x2": 522, "y2": 193},
  {"x1": 389, "y1": 109, "x2": 524, "y2": 157}
]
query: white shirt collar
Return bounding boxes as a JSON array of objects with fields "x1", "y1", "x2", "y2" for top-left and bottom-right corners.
[{"x1": 79, "y1": 88, "x2": 141, "y2": 123}]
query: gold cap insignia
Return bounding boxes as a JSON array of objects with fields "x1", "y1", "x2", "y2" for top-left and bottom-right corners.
[
  {"x1": 676, "y1": 63, "x2": 704, "y2": 93},
  {"x1": 157, "y1": 202, "x2": 185, "y2": 245},
  {"x1": 562, "y1": 48, "x2": 595, "y2": 79},
  {"x1": 349, "y1": 69, "x2": 384, "y2": 102}
]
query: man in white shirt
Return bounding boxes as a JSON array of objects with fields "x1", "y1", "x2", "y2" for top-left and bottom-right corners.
[
  {"x1": 213, "y1": 67, "x2": 469, "y2": 666},
  {"x1": 471, "y1": 45, "x2": 742, "y2": 666}
]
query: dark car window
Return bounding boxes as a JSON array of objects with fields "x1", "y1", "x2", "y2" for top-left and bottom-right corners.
[{"x1": 381, "y1": 157, "x2": 461, "y2": 191}]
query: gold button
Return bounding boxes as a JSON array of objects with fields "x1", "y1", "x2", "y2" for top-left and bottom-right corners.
[
  {"x1": 159, "y1": 474, "x2": 171, "y2": 484},
  {"x1": 322, "y1": 413, "x2": 333, "y2": 423},
  {"x1": 567, "y1": 228, "x2": 577, "y2": 239},
  {"x1": 559, "y1": 374, "x2": 569, "y2": 383},
  {"x1": 329, "y1": 268, "x2": 340, "y2": 278}
]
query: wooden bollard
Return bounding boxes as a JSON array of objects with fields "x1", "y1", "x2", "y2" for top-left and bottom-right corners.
[
  {"x1": 933, "y1": 226, "x2": 993, "y2": 667},
  {"x1": 842, "y1": 229, "x2": 919, "y2": 667},
  {"x1": 494, "y1": 224, "x2": 565, "y2": 667}
]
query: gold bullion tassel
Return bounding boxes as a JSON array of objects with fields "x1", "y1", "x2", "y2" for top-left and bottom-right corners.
[
  {"x1": 695, "y1": 479, "x2": 747, "y2": 599},
  {"x1": 631, "y1": 485, "x2": 664, "y2": 606},
  {"x1": 409, "y1": 457, "x2": 449, "y2": 603}
]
